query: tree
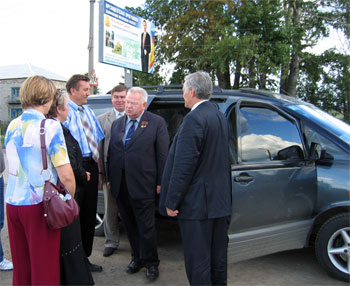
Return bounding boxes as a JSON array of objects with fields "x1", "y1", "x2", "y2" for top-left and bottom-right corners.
[
  {"x1": 132, "y1": 65, "x2": 165, "y2": 86},
  {"x1": 298, "y1": 50, "x2": 350, "y2": 122},
  {"x1": 131, "y1": 0, "x2": 238, "y2": 87},
  {"x1": 129, "y1": 0, "x2": 349, "y2": 116},
  {"x1": 133, "y1": 0, "x2": 330, "y2": 93}
]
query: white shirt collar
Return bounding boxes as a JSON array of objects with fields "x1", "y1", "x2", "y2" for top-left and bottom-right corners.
[
  {"x1": 191, "y1": 100, "x2": 208, "y2": 111},
  {"x1": 113, "y1": 108, "x2": 124, "y2": 118}
]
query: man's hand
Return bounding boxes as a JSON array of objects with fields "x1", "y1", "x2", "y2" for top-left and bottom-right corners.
[
  {"x1": 166, "y1": 208, "x2": 179, "y2": 217},
  {"x1": 86, "y1": 171, "x2": 91, "y2": 182},
  {"x1": 156, "y1": 185, "x2": 161, "y2": 195}
]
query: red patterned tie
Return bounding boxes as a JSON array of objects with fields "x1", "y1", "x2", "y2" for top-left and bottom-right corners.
[{"x1": 78, "y1": 106, "x2": 99, "y2": 162}]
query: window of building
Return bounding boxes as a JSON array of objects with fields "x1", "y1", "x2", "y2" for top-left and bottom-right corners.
[
  {"x1": 10, "y1": 108, "x2": 22, "y2": 119},
  {"x1": 11, "y1": 88, "x2": 20, "y2": 102}
]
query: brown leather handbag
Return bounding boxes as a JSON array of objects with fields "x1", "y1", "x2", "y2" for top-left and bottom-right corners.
[{"x1": 40, "y1": 119, "x2": 79, "y2": 229}]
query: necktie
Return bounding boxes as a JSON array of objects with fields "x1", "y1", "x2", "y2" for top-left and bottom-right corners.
[
  {"x1": 78, "y1": 106, "x2": 99, "y2": 162},
  {"x1": 125, "y1": 120, "x2": 136, "y2": 148}
]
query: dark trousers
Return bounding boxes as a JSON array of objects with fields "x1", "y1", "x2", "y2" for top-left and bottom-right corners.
[
  {"x1": 178, "y1": 217, "x2": 230, "y2": 286},
  {"x1": 75, "y1": 158, "x2": 98, "y2": 257},
  {"x1": 7, "y1": 203, "x2": 61, "y2": 285},
  {"x1": 116, "y1": 171, "x2": 159, "y2": 267}
]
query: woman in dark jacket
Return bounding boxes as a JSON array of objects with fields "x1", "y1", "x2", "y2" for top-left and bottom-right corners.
[{"x1": 47, "y1": 90, "x2": 94, "y2": 285}]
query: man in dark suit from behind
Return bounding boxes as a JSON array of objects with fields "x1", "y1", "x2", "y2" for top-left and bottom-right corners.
[
  {"x1": 108, "y1": 87, "x2": 169, "y2": 281},
  {"x1": 159, "y1": 71, "x2": 232, "y2": 285}
]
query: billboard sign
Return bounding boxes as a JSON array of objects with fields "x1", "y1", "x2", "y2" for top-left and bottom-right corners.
[{"x1": 99, "y1": 0, "x2": 155, "y2": 74}]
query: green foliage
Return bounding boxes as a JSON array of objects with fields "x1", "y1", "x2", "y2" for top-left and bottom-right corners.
[
  {"x1": 298, "y1": 50, "x2": 350, "y2": 123},
  {"x1": 128, "y1": 0, "x2": 349, "y2": 120},
  {"x1": 132, "y1": 65, "x2": 165, "y2": 86},
  {"x1": 0, "y1": 120, "x2": 10, "y2": 146}
]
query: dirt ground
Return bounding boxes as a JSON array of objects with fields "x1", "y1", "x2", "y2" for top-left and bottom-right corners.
[
  {"x1": 0, "y1": 217, "x2": 348, "y2": 286},
  {"x1": 0, "y1": 153, "x2": 348, "y2": 286}
]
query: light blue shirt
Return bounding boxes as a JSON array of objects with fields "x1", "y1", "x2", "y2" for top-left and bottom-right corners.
[
  {"x1": 63, "y1": 99, "x2": 105, "y2": 157},
  {"x1": 122, "y1": 112, "x2": 144, "y2": 145}
]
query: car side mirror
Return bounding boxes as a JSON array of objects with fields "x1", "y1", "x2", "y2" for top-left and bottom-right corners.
[
  {"x1": 276, "y1": 145, "x2": 303, "y2": 160},
  {"x1": 310, "y1": 142, "x2": 334, "y2": 166},
  {"x1": 310, "y1": 142, "x2": 322, "y2": 160}
]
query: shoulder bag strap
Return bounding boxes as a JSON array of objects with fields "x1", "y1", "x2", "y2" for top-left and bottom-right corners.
[{"x1": 40, "y1": 119, "x2": 48, "y2": 171}]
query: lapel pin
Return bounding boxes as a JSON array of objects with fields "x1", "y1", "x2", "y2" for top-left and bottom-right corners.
[{"x1": 140, "y1": 121, "x2": 149, "y2": 128}]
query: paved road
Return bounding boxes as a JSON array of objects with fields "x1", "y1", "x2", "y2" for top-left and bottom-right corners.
[{"x1": 0, "y1": 217, "x2": 348, "y2": 285}]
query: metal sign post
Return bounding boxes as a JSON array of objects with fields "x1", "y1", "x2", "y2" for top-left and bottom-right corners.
[
  {"x1": 124, "y1": 68, "x2": 133, "y2": 88},
  {"x1": 88, "y1": 0, "x2": 95, "y2": 93}
]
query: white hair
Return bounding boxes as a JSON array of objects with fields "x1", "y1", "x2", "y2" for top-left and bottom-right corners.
[
  {"x1": 127, "y1": 87, "x2": 148, "y2": 103},
  {"x1": 183, "y1": 71, "x2": 213, "y2": 99}
]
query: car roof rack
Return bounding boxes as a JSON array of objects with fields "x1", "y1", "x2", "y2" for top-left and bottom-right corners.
[
  {"x1": 140, "y1": 85, "x2": 223, "y2": 95},
  {"x1": 107, "y1": 85, "x2": 224, "y2": 95},
  {"x1": 140, "y1": 85, "x2": 182, "y2": 94},
  {"x1": 239, "y1": 88, "x2": 282, "y2": 98}
]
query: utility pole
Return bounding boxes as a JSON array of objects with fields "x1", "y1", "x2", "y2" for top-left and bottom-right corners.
[{"x1": 88, "y1": 0, "x2": 95, "y2": 93}]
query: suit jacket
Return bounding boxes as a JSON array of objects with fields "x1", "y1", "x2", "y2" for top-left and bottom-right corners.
[
  {"x1": 108, "y1": 111, "x2": 169, "y2": 200},
  {"x1": 159, "y1": 101, "x2": 232, "y2": 220},
  {"x1": 141, "y1": 32, "x2": 151, "y2": 57},
  {"x1": 98, "y1": 110, "x2": 117, "y2": 180}
]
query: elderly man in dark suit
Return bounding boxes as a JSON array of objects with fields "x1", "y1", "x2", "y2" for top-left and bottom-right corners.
[
  {"x1": 159, "y1": 71, "x2": 232, "y2": 285},
  {"x1": 108, "y1": 87, "x2": 169, "y2": 281}
]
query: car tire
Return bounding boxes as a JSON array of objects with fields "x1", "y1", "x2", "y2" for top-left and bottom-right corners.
[
  {"x1": 315, "y1": 213, "x2": 350, "y2": 282},
  {"x1": 95, "y1": 213, "x2": 105, "y2": 236}
]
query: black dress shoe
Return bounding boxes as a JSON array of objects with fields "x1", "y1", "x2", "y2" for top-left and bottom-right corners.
[
  {"x1": 146, "y1": 265, "x2": 159, "y2": 281},
  {"x1": 125, "y1": 259, "x2": 143, "y2": 274},
  {"x1": 103, "y1": 247, "x2": 117, "y2": 257},
  {"x1": 88, "y1": 260, "x2": 103, "y2": 272}
]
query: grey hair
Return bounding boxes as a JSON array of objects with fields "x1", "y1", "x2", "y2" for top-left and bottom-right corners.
[
  {"x1": 183, "y1": 71, "x2": 213, "y2": 99},
  {"x1": 127, "y1": 87, "x2": 148, "y2": 103}
]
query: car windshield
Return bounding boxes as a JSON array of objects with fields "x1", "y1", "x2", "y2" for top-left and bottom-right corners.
[{"x1": 287, "y1": 104, "x2": 350, "y2": 144}]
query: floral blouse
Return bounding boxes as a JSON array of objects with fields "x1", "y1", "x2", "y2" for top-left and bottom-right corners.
[{"x1": 5, "y1": 109, "x2": 69, "y2": 206}]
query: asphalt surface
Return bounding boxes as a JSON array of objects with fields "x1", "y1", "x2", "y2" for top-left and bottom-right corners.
[{"x1": 0, "y1": 217, "x2": 348, "y2": 285}]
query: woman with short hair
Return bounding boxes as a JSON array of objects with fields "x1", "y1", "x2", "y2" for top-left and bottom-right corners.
[{"x1": 5, "y1": 75, "x2": 75, "y2": 285}]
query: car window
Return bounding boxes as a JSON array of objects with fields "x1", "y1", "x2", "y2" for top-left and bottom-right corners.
[
  {"x1": 237, "y1": 106, "x2": 304, "y2": 162},
  {"x1": 147, "y1": 103, "x2": 189, "y2": 143},
  {"x1": 304, "y1": 124, "x2": 347, "y2": 160},
  {"x1": 87, "y1": 99, "x2": 111, "y2": 116}
]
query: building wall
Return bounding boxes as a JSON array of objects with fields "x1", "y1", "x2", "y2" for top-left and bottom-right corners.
[
  {"x1": 0, "y1": 78, "x2": 24, "y2": 122},
  {"x1": 0, "y1": 78, "x2": 66, "y2": 122}
]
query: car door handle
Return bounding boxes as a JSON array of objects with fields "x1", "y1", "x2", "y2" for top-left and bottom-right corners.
[{"x1": 234, "y1": 175, "x2": 254, "y2": 183}]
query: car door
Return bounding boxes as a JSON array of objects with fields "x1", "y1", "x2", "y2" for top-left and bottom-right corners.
[{"x1": 227, "y1": 100, "x2": 318, "y2": 262}]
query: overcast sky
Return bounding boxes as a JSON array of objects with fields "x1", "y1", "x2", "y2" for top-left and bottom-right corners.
[
  {"x1": 0, "y1": 0, "x2": 145, "y2": 93},
  {"x1": 0, "y1": 0, "x2": 346, "y2": 94}
]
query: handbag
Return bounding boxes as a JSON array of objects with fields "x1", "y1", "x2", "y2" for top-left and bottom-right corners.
[{"x1": 40, "y1": 119, "x2": 79, "y2": 229}]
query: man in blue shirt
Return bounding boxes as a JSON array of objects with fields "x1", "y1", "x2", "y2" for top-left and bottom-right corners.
[{"x1": 63, "y1": 74, "x2": 105, "y2": 272}]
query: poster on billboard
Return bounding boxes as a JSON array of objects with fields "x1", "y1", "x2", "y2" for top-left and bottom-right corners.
[{"x1": 99, "y1": 0, "x2": 155, "y2": 74}]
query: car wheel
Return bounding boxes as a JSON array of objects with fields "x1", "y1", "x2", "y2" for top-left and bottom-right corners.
[
  {"x1": 95, "y1": 213, "x2": 105, "y2": 236},
  {"x1": 315, "y1": 213, "x2": 350, "y2": 282}
]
